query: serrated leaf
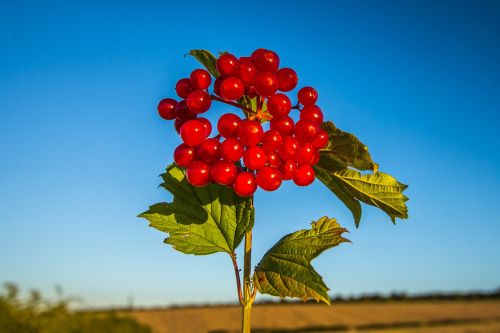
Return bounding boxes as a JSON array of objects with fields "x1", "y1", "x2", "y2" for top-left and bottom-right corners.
[
  {"x1": 139, "y1": 164, "x2": 254, "y2": 255},
  {"x1": 333, "y1": 169, "x2": 409, "y2": 223},
  {"x1": 188, "y1": 49, "x2": 219, "y2": 78},
  {"x1": 253, "y1": 217, "x2": 349, "y2": 305}
]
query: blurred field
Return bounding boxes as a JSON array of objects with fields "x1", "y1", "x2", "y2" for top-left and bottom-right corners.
[{"x1": 127, "y1": 300, "x2": 500, "y2": 333}]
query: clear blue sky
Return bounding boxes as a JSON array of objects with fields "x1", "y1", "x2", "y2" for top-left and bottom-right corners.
[{"x1": 0, "y1": 1, "x2": 499, "y2": 307}]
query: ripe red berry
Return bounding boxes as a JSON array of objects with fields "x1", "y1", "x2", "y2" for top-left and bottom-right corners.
[
  {"x1": 238, "y1": 119, "x2": 263, "y2": 146},
  {"x1": 280, "y1": 159, "x2": 297, "y2": 180},
  {"x1": 261, "y1": 130, "x2": 283, "y2": 152},
  {"x1": 277, "y1": 68, "x2": 298, "y2": 92},
  {"x1": 220, "y1": 77, "x2": 245, "y2": 101},
  {"x1": 186, "y1": 161, "x2": 211, "y2": 187},
  {"x1": 197, "y1": 117, "x2": 212, "y2": 137},
  {"x1": 186, "y1": 90, "x2": 212, "y2": 113},
  {"x1": 180, "y1": 119, "x2": 209, "y2": 146},
  {"x1": 233, "y1": 172, "x2": 257, "y2": 197},
  {"x1": 267, "y1": 93, "x2": 291, "y2": 118},
  {"x1": 211, "y1": 161, "x2": 237, "y2": 185},
  {"x1": 157, "y1": 98, "x2": 177, "y2": 120},
  {"x1": 217, "y1": 113, "x2": 241, "y2": 138},
  {"x1": 278, "y1": 136, "x2": 298, "y2": 160},
  {"x1": 214, "y1": 76, "x2": 223, "y2": 96},
  {"x1": 266, "y1": 151, "x2": 282, "y2": 168},
  {"x1": 174, "y1": 143, "x2": 197, "y2": 168},
  {"x1": 190, "y1": 69, "x2": 212, "y2": 90},
  {"x1": 253, "y1": 49, "x2": 280, "y2": 72},
  {"x1": 297, "y1": 87, "x2": 318, "y2": 106},
  {"x1": 293, "y1": 165, "x2": 315, "y2": 186},
  {"x1": 312, "y1": 129, "x2": 329, "y2": 149},
  {"x1": 175, "y1": 100, "x2": 193, "y2": 118},
  {"x1": 300, "y1": 105, "x2": 324, "y2": 124},
  {"x1": 294, "y1": 120, "x2": 320, "y2": 144},
  {"x1": 237, "y1": 58, "x2": 256, "y2": 84},
  {"x1": 295, "y1": 143, "x2": 317, "y2": 165},
  {"x1": 243, "y1": 146, "x2": 267, "y2": 170},
  {"x1": 256, "y1": 166, "x2": 282, "y2": 191},
  {"x1": 196, "y1": 138, "x2": 220, "y2": 163},
  {"x1": 253, "y1": 72, "x2": 278, "y2": 97},
  {"x1": 250, "y1": 48, "x2": 267, "y2": 62},
  {"x1": 175, "y1": 78, "x2": 192, "y2": 99},
  {"x1": 216, "y1": 53, "x2": 239, "y2": 77},
  {"x1": 270, "y1": 116, "x2": 295, "y2": 136},
  {"x1": 220, "y1": 137, "x2": 244, "y2": 162}
]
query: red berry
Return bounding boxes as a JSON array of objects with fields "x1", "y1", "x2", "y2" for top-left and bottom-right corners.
[
  {"x1": 245, "y1": 85, "x2": 257, "y2": 97},
  {"x1": 238, "y1": 119, "x2": 263, "y2": 146},
  {"x1": 253, "y1": 49, "x2": 280, "y2": 72},
  {"x1": 233, "y1": 172, "x2": 257, "y2": 197},
  {"x1": 157, "y1": 98, "x2": 177, "y2": 120},
  {"x1": 300, "y1": 105, "x2": 323, "y2": 124},
  {"x1": 220, "y1": 77, "x2": 245, "y2": 101},
  {"x1": 312, "y1": 129, "x2": 329, "y2": 149},
  {"x1": 214, "y1": 76, "x2": 223, "y2": 96},
  {"x1": 216, "y1": 53, "x2": 239, "y2": 77},
  {"x1": 270, "y1": 116, "x2": 295, "y2": 136},
  {"x1": 175, "y1": 100, "x2": 194, "y2": 119},
  {"x1": 196, "y1": 138, "x2": 220, "y2": 163},
  {"x1": 186, "y1": 161, "x2": 211, "y2": 187},
  {"x1": 295, "y1": 120, "x2": 320, "y2": 144},
  {"x1": 312, "y1": 149, "x2": 320, "y2": 165},
  {"x1": 237, "y1": 58, "x2": 256, "y2": 84},
  {"x1": 243, "y1": 146, "x2": 267, "y2": 170},
  {"x1": 220, "y1": 137, "x2": 244, "y2": 162},
  {"x1": 197, "y1": 117, "x2": 212, "y2": 137},
  {"x1": 253, "y1": 72, "x2": 278, "y2": 97},
  {"x1": 281, "y1": 159, "x2": 297, "y2": 180},
  {"x1": 261, "y1": 130, "x2": 283, "y2": 152},
  {"x1": 266, "y1": 151, "x2": 282, "y2": 168},
  {"x1": 211, "y1": 161, "x2": 237, "y2": 185},
  {"x1": 175, "y1": 78, "x2": 191, "y2": 99},
  {"x1": 250, "y1": 48, "x2": 267, "y2": 62},
  {"x1": 217, "y1": 113, "x2": 241, "y2": 138},
  {"x1": 267, "y1": 93, "x2": 291, "y2": 118},
  {"x1": 180, "y1": 119, "x2": 208, "y2": 146},
  {"x1": 278, "y1": 136, "x2": 298, "y2": 160},
  {"x1": 295, "y1": 143, "x2": 317, "y2": 165},
  {"x1": 256, "y1": 166, "x2": 282, "y2": 191},
  {"x1": 174, "y1": 143, "x2": 197, "y2": 168},
  {"x1": 277, "y1": 68, "x2": 298, "y2": 92},
  {"x1": 293, "y1": 165, "x2": 315, "y2": 186},
  {"x1": 190, "y1": 69, "x2": 211, "y2": 90},
  {"x1": 186, "y1": 90, "x2": 212, "y2": 113},
  {"x1": 298, "y1": 87, "x2": 318, "y2": 106}
]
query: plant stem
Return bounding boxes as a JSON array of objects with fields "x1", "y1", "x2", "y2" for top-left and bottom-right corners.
[
  {"x1": 241, "y1": 229, "x2": 254, "y2": 333},
  {"x1": 210, "y1": 95, "x2": 257, "y2": 115},
  {"x1": 231, "y1": 253, "x2": 243, "y2": 305}
]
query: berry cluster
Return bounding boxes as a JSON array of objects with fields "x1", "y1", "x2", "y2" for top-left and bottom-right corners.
[{"x1": 157, "y1": 49, "x2": 328, "y2": 197}]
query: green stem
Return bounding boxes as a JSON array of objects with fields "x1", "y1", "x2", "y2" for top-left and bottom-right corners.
[{"x1": 241, "y1": 229, "x2": 254, "y2": 333}]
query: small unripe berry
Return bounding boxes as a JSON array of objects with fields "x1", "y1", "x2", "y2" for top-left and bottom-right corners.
[
  {"x1": 190, "y1": 69, "x2": 212, "y2": 90},
  {"x1": 175, "y1": 78, "x2": 192, "y2": 99},
  {"x1": 157, "y1": 98, "x2": 177, "y2": 120},
  {"x1": 218, "y1": 113, "x2": 241, "y2": 138},
  {"x1": 233, "y1": 172, "x2": 257, "y2": 197},
  {"x1": 277, "y1": 68, "x2": 298, "y2": 92},
  {"x1": 297, "y1": 87, "x2": 318, "y2": 106},
  {"x1": 186, "y1": 161, "x2": 211, "y2": 187}
]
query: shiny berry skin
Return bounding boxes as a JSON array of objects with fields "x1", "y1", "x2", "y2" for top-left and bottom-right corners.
[
  {"x1": 300, "y1": 105, "x2": 323, "y2": 124},
  {"x1": 216, "y1": 53, "x2": 239, "y2": 77},
  {"x1": 233, "y1": 172, "x2": 257, "y2": 197},
  {"x1": 175, "y1": 100, "x2": 193, "y2": 119},
  {"x1": 250, "y1": 48, "x2": 267, "y2": 62},
  {"x1": 256, "y1": 166, "x2": 282, "y2": 191},
  {"x1": 190, "y1": 69, "x2": 211, "y2": 90},
  {"x1": 270, "y1": 116, "x2": 295, "y2": 136},
  {"x1": 220, "y1": 137, "x2": 244, "y2": 162},
  {"x1": 277, "y1": 68, "x2": 298, "y2": 92},
  {"x1": 294, "y1": 120, "x2": 320, "y2": 144},
  {"x1": 253, "y1": 49, "x2": 280, "y2": 72},
  {"x1": 281, "y1": 159, "x2": 297, "y2": 180},
  {"x1": 312, "y1": 129, "x2": 329, "y2": 149},
  {"x1": 186, "y1": 89, "x2": 212, "y2": 114},
  {"x1": 214, "y1": 76, "x2": 223, "y2": 96},
  {"x1": 217, "y1": 113, "x2": 241, "y2": 138},
  {"x1": 261, "y1": 130, "x2": 283, "y2": 153},
  {"x1": 186, "y1": 161, "x2": 211, "y2": 187},
  {"x1": 211, "y1": 161, "x2": 237, "y2": 185},
  {"x1": 175, "y1": 78, "x2": 191, "y2": 99},
  {"x1": 157, "y1": 98, "x2": 177, "y2": 120},
  {"x1": 196, "y1": 138, "x2": 220, "y2": 163},
  {"x1": 180, "y1": 119, "x2": 208, "y2": 146},
  {"x1": 197, "y1": 117, "x2": 212, "y2": 137},
  {"x1": 295, "y1": 143, "x2": 317, "y2": 165},
  {"x1": 278, "y1": 136, "x2": 298, "y2": 160},
  {"x1": 266, "y1": 151, "x2": 282, "y2": 168},
  {"x1": 237, "y1": 58, "x2": 256, "y2": 84},
  {"x1": 267, "y1": 93, "x2": 291, "y2": 118},
  {"x1": 220, "y1": 77, "x2": 245, "y2": 101},
  {"x1": 253, "y1": 72, "x2": 278, "y2": 97},
  {"x1": 293, "y1": 165, "x2": 315, "y2": 186},
  {"x1": 238, "y1": 119, "x2": 263, "y2": 146},
  {"x1": 243, "y1": 146, "x2": 267, "y2": 170},
  {"x1": 174, "y1": 143, "x2": 197, "y2": 168},
  {"x1": 298, "y1": 87, "x2": 318, "y2": 106}
]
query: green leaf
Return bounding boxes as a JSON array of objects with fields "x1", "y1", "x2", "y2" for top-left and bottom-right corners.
[
  {"x1": 331, "y1": 169, "x2": 409, "y2": 223},
  {"x1": 138, "y1": 164, "x2": 254, "y2": 255},
  {"x1": 253, "y1": 217, "x2": 349, "y2": 305},
  {"x1": 188, "y1": 50, "x2": 219, "y2": 78}
]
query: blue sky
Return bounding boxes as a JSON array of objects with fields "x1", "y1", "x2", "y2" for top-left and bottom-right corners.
[{"x1": 0, "y1": 1, "x2": 499, "y2": 307}]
